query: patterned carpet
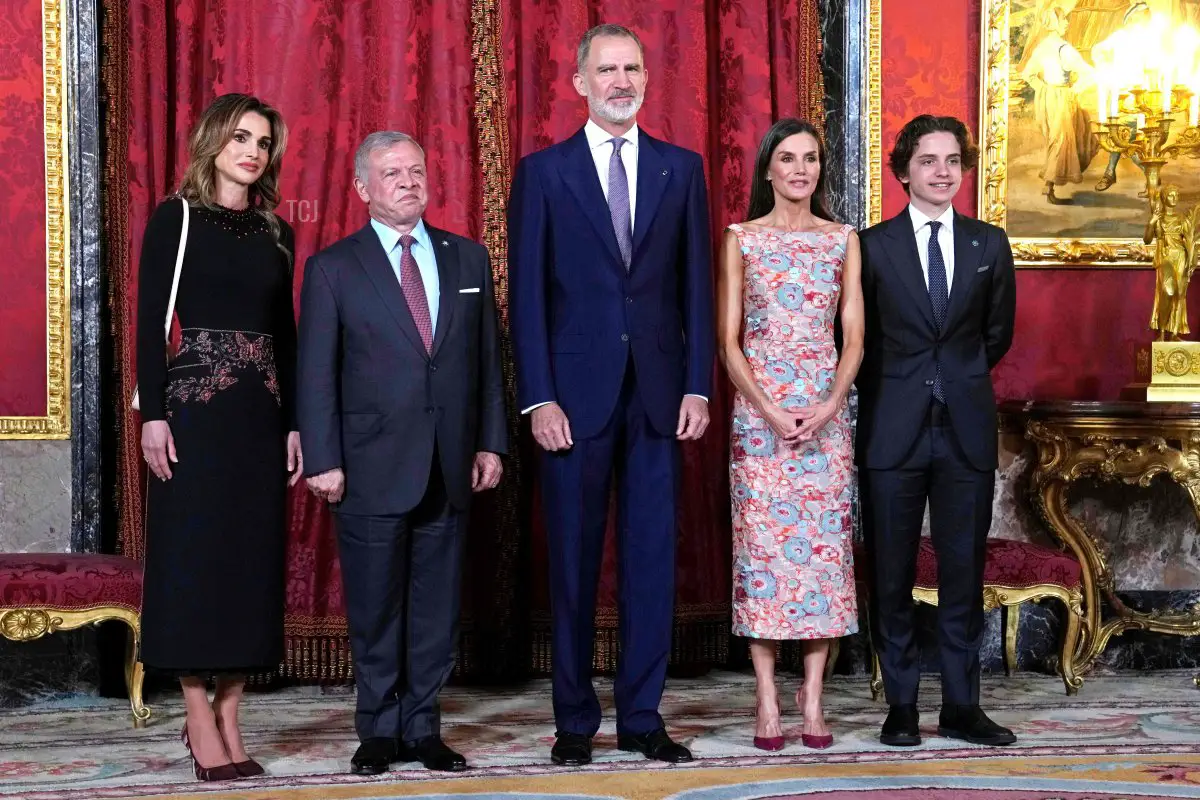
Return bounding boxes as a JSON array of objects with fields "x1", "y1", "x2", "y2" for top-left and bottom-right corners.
[{"x1": 4, "y1": 670, "x2": 1200, "y2": 799}]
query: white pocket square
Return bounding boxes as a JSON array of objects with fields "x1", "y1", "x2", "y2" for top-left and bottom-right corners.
[
  {"x1": 977, "y1": 264, "x2": 991, "y2": 273},
  {"x1": 459, "y1": 287, "x2": 480, "y2": 293}
]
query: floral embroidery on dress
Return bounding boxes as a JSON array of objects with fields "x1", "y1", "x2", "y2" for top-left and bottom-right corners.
[
  {"x1": 729, "y1": 224, "x2": 859, "y2": 641},
  {"x1": 165, "y1": 329, "x2": 280, "y2": 417}
]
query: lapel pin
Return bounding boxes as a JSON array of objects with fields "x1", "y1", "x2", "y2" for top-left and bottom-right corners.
[
  {"x1": 441, "y1": 240, "x2": 449, "y2": 247},
  {"x1": 661, "y1": 170, "x2": 668, "y2": 176},
  {"x1": 971, "y1": 240, "x2": 979, "y2": 247}
]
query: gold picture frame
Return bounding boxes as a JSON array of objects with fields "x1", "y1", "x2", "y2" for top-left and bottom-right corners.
[
  {"x1": 867, "y1": 0, "x2": 883, "y2": 227},
  {"x1": 977, "y1": 0, "x2": 1160, "y2": 268},
  {"x1": 0, "y1": 0, "x2": 71, "y2": 439}
]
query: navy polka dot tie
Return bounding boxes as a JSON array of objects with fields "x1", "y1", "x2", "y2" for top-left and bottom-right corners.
[{"x1": 926, "y1": 221, "x2": 948, "y2": 403}]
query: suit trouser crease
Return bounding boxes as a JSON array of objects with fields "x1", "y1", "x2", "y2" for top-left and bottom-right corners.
[
  {"x1": 336, "y1": 463, "x2": 464, "y2": 743},
  {"x1": 863, "y1": 404, "x2": 994, "y2": 706},
  {"x1": 542, "y1": 362, "x2": 678, "y2": 736}
]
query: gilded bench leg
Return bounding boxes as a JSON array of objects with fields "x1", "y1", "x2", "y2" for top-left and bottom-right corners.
[
  {"x1": 123, "y1": 621, "x2": 151, "y2": 728},
  {"x1": 870, "y1": 647, "x2": 883, "y2": 702},
  {"x1": 826, "y1": 638, "x2": 841, "y2": 681},
  {"x1": 1004, "y1": 604, "x2": 1020, "y2": 676},
  {"x1": 1060, "y1": 589, "x2": 1085, "y2": 696}
]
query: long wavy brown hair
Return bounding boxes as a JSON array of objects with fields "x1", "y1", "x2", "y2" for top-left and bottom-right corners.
[{"x1": 177, "y1": 93, "x2": 289, "y2": 255}]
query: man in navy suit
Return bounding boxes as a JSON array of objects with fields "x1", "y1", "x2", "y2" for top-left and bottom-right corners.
[
  {"x1": 508, "y1": 23, "x2": 714, "y2": 766},
  {"x1": 298, "y1": 132, "x2": 508, "y2": 774},
  {"x1": 857, "y1": 115, "x2": 1017, "y2": 748}
]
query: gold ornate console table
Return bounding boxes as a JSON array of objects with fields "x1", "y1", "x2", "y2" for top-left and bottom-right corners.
[{"x1": 1003, "y1": 401, "x2": 1200, "y2": 676}]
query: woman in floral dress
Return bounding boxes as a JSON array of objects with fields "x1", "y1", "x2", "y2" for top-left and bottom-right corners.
[{"x1": 717, "y1": 118, "x2": 864, "y2": 750}]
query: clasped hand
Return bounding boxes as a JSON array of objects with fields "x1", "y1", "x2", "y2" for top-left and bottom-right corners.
[{"x1": 763, "y1": 399, "x2": 838, "y2": 443}]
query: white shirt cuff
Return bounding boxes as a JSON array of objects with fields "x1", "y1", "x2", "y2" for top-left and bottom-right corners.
[
  {"x1": 685, "y1": 394, "x2": 708, "y2": 403},
  {"x1": 522, "y1": 402, "x2": 552, "y2": 414}
]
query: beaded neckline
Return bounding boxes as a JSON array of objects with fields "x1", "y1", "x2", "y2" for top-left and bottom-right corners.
[
  {"x1": 197, "y1": 203, "x2": 271, "y2": 239},
  {"x1": 211, "y1": 202, "x2": 256, "y2": 215}
]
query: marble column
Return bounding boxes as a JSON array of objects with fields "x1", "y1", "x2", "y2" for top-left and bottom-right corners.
[
  {"x1": 0, "y1": 0, "x2": 106, "y2": 706},
  {"x1": 69, "y1": 0, "x2": 102, "y2": 554},
  {"x1": 818, "y1": 0, "x2": 868, "y2": 230}
]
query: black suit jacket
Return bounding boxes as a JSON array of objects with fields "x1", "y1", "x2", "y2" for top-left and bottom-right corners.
[
  {"x1": 856, "y1": 209, "x2": 1016, "y2": 471},
  {"x1": 296, "y1": 222, "x2": 508, "y2": 516}
]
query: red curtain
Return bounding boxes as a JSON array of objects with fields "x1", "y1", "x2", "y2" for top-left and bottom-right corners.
[
  {"x1": 504, "y1": 0, "x2": 822, "y2": 670},
  {"x1": 104, "y1": 0, "x2": 822, "y2": 681}
]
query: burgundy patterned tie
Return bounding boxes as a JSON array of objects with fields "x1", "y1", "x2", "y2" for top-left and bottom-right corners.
[{"x1": 399, "y1": 235, "x2": 432, "y2": 353}]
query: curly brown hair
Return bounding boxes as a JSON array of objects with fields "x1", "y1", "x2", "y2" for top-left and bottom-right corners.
[{"x1": 888, "y1": 115, "x2": 979, "y2": 194}]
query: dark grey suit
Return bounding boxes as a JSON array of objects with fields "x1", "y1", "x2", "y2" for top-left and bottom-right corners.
[{"x1": 297, "y1": 220, "x2": 507, "y2": 744}]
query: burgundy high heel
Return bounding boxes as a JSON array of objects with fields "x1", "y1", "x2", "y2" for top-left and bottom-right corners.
[
  {"x1": 182, "y1": 723, "x2": 240, "y2": 781},
  {"x1": 754, "y1": 734, "x2": 786, "y2": 751},
  {"x1": 753, "y1": 696, "x2": 786, "y2": 751},
  {"x1": 796, "y1": 687, "x2": 833, "y2": 749},
  {"x1": 232, "y1": 759, "x2": 264, "y2": 777},
  {"x1": 801, "y1": 732, "x2": 834, "y2": 749}
]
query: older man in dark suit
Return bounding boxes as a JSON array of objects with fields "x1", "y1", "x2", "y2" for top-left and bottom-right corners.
[{"x1": 297, "y1": 131, "x2": 507, "y2": 774}]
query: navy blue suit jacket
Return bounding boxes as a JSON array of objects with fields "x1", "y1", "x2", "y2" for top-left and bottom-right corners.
[
  {"x1": 508, "y1": 127, "x2": 714, "y2": 439},
  {"x1": 856, "y1": 210, "x2": 1016, "y2": 471}
]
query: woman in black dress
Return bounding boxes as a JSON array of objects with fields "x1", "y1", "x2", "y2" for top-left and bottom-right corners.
[{"x1": 137, "y1": 93, "x2": 301, "y2": 781}]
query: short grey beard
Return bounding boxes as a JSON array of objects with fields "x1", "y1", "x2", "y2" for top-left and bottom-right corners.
[{"x1": 588, "y1": 92, "x2": 643, "y2": 124}]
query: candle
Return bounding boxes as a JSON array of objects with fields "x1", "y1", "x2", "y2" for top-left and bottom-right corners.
[
  {"x1": 1163, "y1": 70, "x2": 1173, "y2": 114},
  {"x1": 1112, "y1": 89, "x2": 1121, "y2": 118},
  {"x1": 1191, "y1": 93, "x2": 1199, "y2": 128},
  {"x1": 1137, "y1": 113, "x2": 1147, "y2": 129},
  {"x1": 1099, "y1": 85, "x2": 1108, "y2": 122}
]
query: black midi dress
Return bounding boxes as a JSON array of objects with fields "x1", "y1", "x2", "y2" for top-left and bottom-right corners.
[{"x1": 136, "y1": 198, "x2": 296, "y2": 676}]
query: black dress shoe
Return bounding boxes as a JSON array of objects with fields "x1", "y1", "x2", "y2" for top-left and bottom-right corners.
[
  {"x1": 617, "y1": 728, "x2": 693, "y2": 763},
  {"x1": 879, "y1": 704, "x2": 921, "y2": 747},
  {"x1": 938, "y1": 704, "x2": 1016, "y2": 746},
  {"x1": 550, "y1": 732, "x2": 593, "y2": 766},
  {"x1": 351, "y1": 738, "x2": 398, "y2": 775},
  {"x1": 408, "y1": 736, "x2": 468, "y2": 772}
]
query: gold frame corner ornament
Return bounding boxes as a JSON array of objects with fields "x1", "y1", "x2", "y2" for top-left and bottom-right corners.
[
  {"x1": 977, "y1": 0, "x2": 1151, "y2": 269},
  {"x1": 0, "y1": 0, "x2": 71, "y2": 439}
]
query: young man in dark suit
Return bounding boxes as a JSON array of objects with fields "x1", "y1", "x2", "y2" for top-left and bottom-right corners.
[{"x1": 857, "y1": 115, "x2": 1017, "y2": 747}]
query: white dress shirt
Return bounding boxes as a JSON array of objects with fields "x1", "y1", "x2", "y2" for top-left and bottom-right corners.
[
  {"x1": 585, "y1": 118, "x2": 638, "y2": 229},
  {"x1": 371, "y1": 217, "x2": 439, "y2": 331},
  {"x1": 908, "y1": 203, "x2": 955, "y2": 290}
]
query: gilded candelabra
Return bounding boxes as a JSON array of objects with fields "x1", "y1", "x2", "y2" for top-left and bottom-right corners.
[{"x1": 1093, "y1": 85, "x2": 1200, "y2": 399}]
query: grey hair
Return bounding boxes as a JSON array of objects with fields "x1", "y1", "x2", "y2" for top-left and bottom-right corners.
[
  {"x1": 576, "y1": 24, "x2": 643, "y2": 74},
  {"x1": 354, "y1": 131, "x2": 424, "y2": 182}
]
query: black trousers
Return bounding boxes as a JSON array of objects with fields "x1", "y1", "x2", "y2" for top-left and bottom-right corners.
[
  {"x1": 861, "y1": 401, "x2": 995, "y2": 706},
  {"x1": 334, "y1": 457, "x2": 465, "y2": 744}
]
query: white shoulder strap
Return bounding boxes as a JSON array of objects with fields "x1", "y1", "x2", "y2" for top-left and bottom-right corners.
[{"x1": 163, "y1": 196, "x2": 189, "y2": 339}]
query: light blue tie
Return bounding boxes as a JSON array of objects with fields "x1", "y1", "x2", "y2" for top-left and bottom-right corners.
[
  {"x1": 927, "y1": 220, "x2": 948, "y2": 403},
  {"x1": 608, "y1": 137, "x2": 633, "y2": 270}
]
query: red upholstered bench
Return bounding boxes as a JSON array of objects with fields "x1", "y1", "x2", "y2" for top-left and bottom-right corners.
[
  {"x1": 858, "y1": 537, "x2": 1085, "y2": 697},
  {"x1": 0, "y1": 554, "x2": 150, "y2": 726}
]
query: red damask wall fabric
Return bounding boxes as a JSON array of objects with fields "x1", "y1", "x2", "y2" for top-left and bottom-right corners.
[
  {"x1": 0, "y1": 1, "x2": 49, "y2": 417},
  {"x1": 880, "y1": 0, "x2": 1187, "y2": 401},
  {"x1": 105, "y1": 0, "x2": 822, "y2": 680}
]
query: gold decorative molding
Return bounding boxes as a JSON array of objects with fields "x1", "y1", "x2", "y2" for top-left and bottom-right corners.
[
  {"x1": 977, "y1": 0, "x2": 1151, "y2": 268},
  {"x1": 866, "y1": 0, "x2": 883, "y2": 226},
  {"x1": 869, "y1": 582, "x2": 1085, "y2": 699},
  {"x1": 0, "y1": 605, "x2": 148, "y2": 726},
  {"x1": 0, "y1": 0, "x2": 71, "y2": 439},
  {"x1": 1024, "y1": 407, "x2": 1200, "y2": 678}
]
